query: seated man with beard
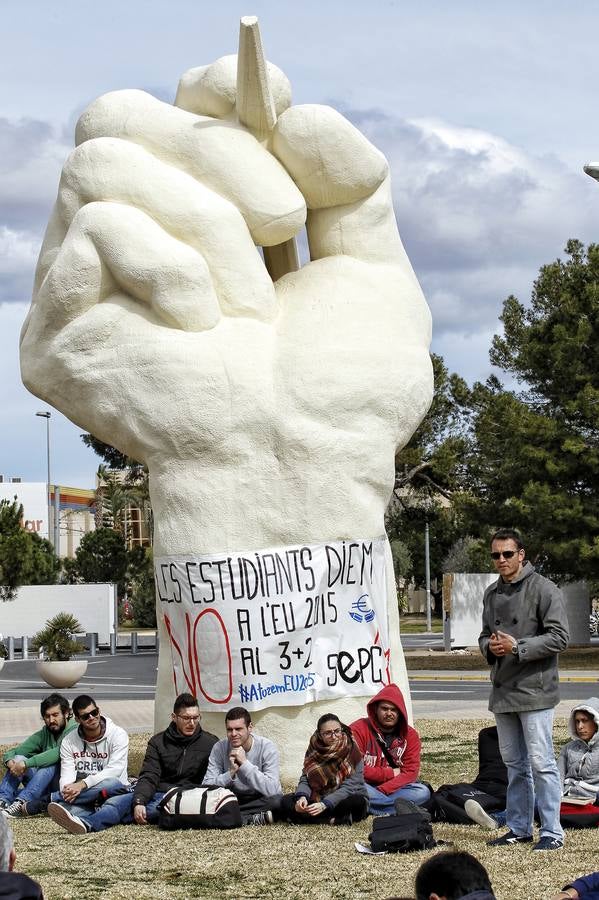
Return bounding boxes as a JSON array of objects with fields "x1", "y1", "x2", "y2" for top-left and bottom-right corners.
[{"x1": 351, "y1": 684, "x2": 430, "y2": 816}]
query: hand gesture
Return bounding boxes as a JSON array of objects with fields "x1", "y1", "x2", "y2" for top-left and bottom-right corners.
[
  {"x1": 62, "y1": 780, "x2": 86, "y2": 803},
  {"x1": 20, "y1": 20, "x2": 433, "y2": 760},
  {"x1": 133, "y1": 803, "x2": 148, "y2": 825},
  {"x1": 21, "y1": 40, "x2": 431, "y2": 556},
  {"x1": 489, "y1": 631, "x2": 516, "y2": 657}
]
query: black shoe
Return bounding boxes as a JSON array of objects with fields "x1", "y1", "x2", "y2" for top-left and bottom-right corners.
[
  {"x1": 4, "y1": 799, "x2": 29, "y2": 818},
  {"x1": 533, "y1": 837, "x2": 563, "y2": 852},
  {"x1": 487, "y1": 829, "x2": 533, "y2": 846},
  {"x1": 243, "y1": 811, "x2": 273, "y2": 826},
  {"x1": 331, "y1": 812, "x2": 353, "y2": 826}
]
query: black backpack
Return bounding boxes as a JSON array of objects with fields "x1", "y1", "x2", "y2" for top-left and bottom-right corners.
[{"x1": 369, "y1": 799, "x2": 435, "y2": 853}]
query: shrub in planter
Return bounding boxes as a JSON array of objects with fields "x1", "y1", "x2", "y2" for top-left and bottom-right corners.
[{"x1": 31, "y1": 612, "x2": 84, "y2": 661}]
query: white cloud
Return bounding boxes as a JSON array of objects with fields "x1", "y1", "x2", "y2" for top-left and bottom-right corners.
[
  {"x1": 341, "y1": 105, "x2": 598, "y2": 381},
  {"x1": 0, "y1": 302, "x2": 99, "y2": 486}
]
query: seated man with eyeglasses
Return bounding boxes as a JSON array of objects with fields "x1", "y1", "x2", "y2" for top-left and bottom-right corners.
[
  {"x1": 47, "y1": 694, "x2": 132, "y2": 834},
  {"x1": 202, "y1": 706, "x2": 283, "y2": 826},
  {"x1": 131, "y1": 693, "x2": 218, "y2": 826}
]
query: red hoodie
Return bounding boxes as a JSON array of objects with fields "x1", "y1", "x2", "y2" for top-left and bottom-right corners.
[{"x1": 350, "y1": 683, "x2": 422, "y2": 795}]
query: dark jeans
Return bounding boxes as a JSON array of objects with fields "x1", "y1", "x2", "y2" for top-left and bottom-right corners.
[{"x1": 281, "y1": 792, "x2": 368, "y2": 824}]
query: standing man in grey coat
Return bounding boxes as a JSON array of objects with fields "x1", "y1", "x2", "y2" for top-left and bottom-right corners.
[
  {"x1": 203, "y1": 706, "x2": 283, "y2": 826},
  {"x1": 479, "y1": 528, "x2": 569, "y2": 852}
]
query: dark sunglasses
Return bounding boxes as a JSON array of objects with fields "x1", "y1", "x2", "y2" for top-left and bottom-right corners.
[
  {"x1": 490, "y1": 550, "x2": 520, "y2": 560},
  {"x1": 79, "y1": 707, "x2": 100, "y2": 721}
]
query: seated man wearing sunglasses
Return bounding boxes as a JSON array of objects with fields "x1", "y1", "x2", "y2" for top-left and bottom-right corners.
[
  {"x1": 479, "y1": 528, "x2": 569, "y2": 853},
  {"x1": 47, "y1": 694, "x2": 132, "y2": 834}
]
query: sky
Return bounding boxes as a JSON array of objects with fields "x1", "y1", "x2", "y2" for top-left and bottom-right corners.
[{"x1": 1, "y1": 0, "x2": 599, "y2": 487}]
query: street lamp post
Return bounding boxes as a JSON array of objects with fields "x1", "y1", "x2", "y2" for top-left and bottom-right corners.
[
  {"x1": 424, "y1": 517, "x2": 432, "y2": 633},
  {"x1": 584, "y1": 162, "x2": 599, "y2": 182},
  {"x1": 35, "y1": 411, "x2": 52, "y2": 546}
]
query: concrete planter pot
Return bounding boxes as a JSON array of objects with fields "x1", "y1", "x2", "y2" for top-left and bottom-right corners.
[
  {"x1": 36, "y1": 659, "x2": 88, "y2": 688},
  {"x1": 0, "y1": 659, "x2": 4, "y2": 675}
]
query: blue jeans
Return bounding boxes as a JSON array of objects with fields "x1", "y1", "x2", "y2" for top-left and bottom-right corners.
[
  {"x1": 0, "y1": 756, "x2": 59, "y2": 814},
  {"x1": 495, "y1": 708, "x2": 563, "y2": 841},
  {"x1": 143, "y1": 791, "x2": 165, "y2": 824},
  {"x1": 52, "y1": 778, "x2": 134, "y2": 832},
  {"x1": 366, "y1": 780, "x2": 431, "y2": 815}
]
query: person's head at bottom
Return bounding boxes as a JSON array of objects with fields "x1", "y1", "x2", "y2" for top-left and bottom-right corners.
[
  {"x1": 0, "y1": 815, "x2": 16, "y2": 872},
  {"x1": 415, "y1": 851, "x2": 495, "y2": 900}
]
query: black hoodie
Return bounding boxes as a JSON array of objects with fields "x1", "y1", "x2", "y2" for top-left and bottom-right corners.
[{"x1": 133, "y1": 721, "x2": 218, "y2": 807}]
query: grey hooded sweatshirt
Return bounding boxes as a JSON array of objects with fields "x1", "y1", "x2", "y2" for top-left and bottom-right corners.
[
  {"x1": 479, "y1": 561, "x2": 569, "y2": 713},
  {"x1": 559, "y1": 698, "x2": 599, "y2": 801}
]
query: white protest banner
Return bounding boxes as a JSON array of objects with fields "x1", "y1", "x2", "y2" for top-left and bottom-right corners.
[{"x1": 155, "y1": 536, "x2": 391, "y2": 711}]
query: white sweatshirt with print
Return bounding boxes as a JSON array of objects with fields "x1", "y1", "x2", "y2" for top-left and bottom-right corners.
[{"x1": 59, "y1": 716, "x2": 129, "y2": 791}]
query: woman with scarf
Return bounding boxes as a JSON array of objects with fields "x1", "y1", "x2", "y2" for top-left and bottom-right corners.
[{"x1": 281, "y1": 713, "x2": 368, "y2": 825}]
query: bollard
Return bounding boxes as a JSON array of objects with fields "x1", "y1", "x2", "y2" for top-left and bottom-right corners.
[
  {"x1": 131, "y1": 632, "x2": 138, "y2": 654},
  {"x1": 22, "y1": 636, "x2": 28, "y2": 660},
  {"x1": 110, "y1": 633, "x2": 116, "y2": 655},
  {"x1": 87, "y1": 632, "x2": 97, "y2": 657},
  {"x1": 155, "y1": 631, "x2": 159, "y2": 653},
  {"x1": 7, "y1": 636, "x2": 14, "y2": 661}
]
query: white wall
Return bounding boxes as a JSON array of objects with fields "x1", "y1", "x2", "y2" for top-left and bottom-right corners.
[
  {"x1": 1, "y1": 584, "x2": 116, "y2": 644},
  {"x1": 445, "y1": 573, "x2": 497, "y2": 647},
  {"x1": 0, "y1": 482, "x2": 48, "y2": 539},
  {"x1": 444, "y1": 574, "x2": 591, "y2": 648}
]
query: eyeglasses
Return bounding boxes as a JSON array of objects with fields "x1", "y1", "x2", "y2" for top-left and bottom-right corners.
[
  {"x1": 490, "y1": 550, "x2": 520, "y2": 560},
  {"x1": 79, "y1": 708, "x2": 100, "y2": 721},
  {"x1": 320, "y1": 728, "x2": 342, "y2": 738},
  {"x1": 176, "y1": 714, "x2": 200, "y2": 723}
]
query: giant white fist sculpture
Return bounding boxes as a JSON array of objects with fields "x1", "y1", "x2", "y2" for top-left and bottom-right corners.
[{"x1": 21, "y1": 19, "x2": 432, "y2": 776}]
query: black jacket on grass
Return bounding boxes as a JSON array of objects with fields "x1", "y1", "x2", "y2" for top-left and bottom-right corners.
[
  {"x1": 132, "y1": 722, "x2": 218, "y2": 807},
  {"x1": 0, "y1": 872, "x2": 43, "y2": 899}
]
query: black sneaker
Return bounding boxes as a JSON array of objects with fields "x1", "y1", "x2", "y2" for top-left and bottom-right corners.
[
  {"x1": 331, "y1": 812, "x2": 353, "y2": 826},
  {"x1": 487, "y1": 829, "x2": 533, "y2": 846},
  {"x1": 4, "y1": 799, "x2": 29, "y2": 818},
  {"x1": 244, "y1": 811, "x2": 273, "y2": 826},
  {"x1": 533, "y1": 837, "x2": 563, "y2": 852}
]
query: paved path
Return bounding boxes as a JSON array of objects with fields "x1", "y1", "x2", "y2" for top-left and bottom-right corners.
[{"x1": 1, "y1": 654, "x2": 596, "y2": 741}]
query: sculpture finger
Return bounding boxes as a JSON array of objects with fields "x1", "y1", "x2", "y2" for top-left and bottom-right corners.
[
  {"x1": 75, "y1": 90, "x2": 306, "y2": 247},
  {"x1": 272, "y1": 104, "x2": 409, "y2": 267},
  {"x1": 37, "y1": 136, "x2": 277, "y2": 322},
  {"x1": 175, "y1": 54, "x2": 292, "y2": 124},
  {"x1": 26, "y1": 200, "x2": 220, "y2": 341}
]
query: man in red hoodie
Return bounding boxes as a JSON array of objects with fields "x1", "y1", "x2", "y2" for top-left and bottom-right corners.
[{"x1": 351, "y1": 683, "x2": 430, "y2": 815}]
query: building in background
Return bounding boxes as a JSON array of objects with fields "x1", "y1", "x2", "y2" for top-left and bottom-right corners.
[{"x1": 0, "y1": 479, "x2": 95, "y2": 557}]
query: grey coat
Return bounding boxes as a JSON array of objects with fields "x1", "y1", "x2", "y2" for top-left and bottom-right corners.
[
  {"x1": 479, "y1": 562, "x2": 569, "y2": 713},
  {"x1": 559, "y1": 698, "x2": 599, "y2": 801}
]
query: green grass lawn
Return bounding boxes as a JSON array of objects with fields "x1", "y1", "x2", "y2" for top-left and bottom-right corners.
[
  {"x1": 5, "y1": 718, "x2": 598, "y2": 900},
  {"x1": 399, "y1": 618, "x2": 444, "y2": 634}
]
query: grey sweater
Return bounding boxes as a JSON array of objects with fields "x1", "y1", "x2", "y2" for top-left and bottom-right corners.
[
  {"x1": 202, "y1": 734, "x2": 282, "y2": 797},
  {"x1": 479, "y1": 562, "x2": 569, "y2": 713}
]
